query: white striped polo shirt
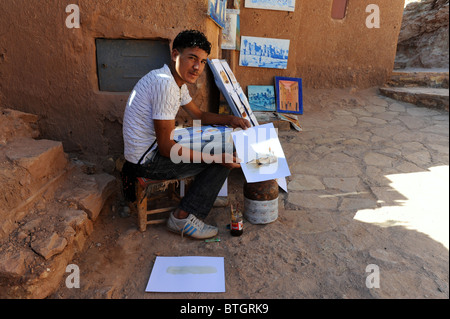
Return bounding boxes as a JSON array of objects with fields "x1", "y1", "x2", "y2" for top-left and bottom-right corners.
[{"x1": 123, "y1": 64, "x2": 192, "y2": 164}]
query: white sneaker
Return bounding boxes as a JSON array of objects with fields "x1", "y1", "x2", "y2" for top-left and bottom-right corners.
[{"x1": 167, "y1": 212, "x2": 218, "y2": 239}]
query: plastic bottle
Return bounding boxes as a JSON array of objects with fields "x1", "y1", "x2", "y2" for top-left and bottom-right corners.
[{"x1": 230, "y1": 204, "x2": 243, "y2": 237}]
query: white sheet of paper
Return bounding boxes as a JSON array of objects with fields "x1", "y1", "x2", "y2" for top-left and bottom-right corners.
[
  {"x1": 145, "y1": 256, "x2": 225, "y2": 293},
  {"x1": 218, "y1": 178, "x2": 228, "y2": 196},
  {"x1": 232, "y1": 123, "x2": 291, "y2": 183},
  {"x1": 277, "y1": 177, "x2": 288, "y2": 192}
]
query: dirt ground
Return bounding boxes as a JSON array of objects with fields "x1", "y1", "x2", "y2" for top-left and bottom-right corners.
[{"x1": 49, "y1": 87, "x2": 449, "y2": 300}]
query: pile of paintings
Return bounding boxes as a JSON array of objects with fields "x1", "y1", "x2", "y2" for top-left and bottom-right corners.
[{"x1": 208, "y1": 59, "x2": 259, "y2": 127}]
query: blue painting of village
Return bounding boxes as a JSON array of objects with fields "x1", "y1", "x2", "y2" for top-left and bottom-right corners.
[
  {"x1": 239, "y1": 36, "x2": 290, "y2": 69},
  {"x1": 248, "y1": 85, "x2": 276, "y2": 111},
  {"x1": 245, "y1": 0, "x2": 296, "y2": 12}
]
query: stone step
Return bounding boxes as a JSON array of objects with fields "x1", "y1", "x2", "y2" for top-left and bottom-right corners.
[
  {"x1": 0, "y1": 137, "x2": 69, "y2": 240},
  {"x1": 0, "y1": 108, "x2": 40, "y2": 145},
  {"x1": 0, "y1": 164, "x2": 118, "y2": 299},
  {"x1": 386, "y1": 68, "x2": 449, "y2": 89},
  {"x1": 4, "y1": 137, "x2": 68, "y2": 189},
  {"x1": 55, "y1": 166, "x2": 117, "y2": 222},
  {"x1": 0, "y1": 108, "x2": 119, "y2": 298},
  {"x1": 379, "y1": 86, "x2": 449, "y2": 111}
]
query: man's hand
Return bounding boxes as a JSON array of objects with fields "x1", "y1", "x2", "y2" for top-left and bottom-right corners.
[
  {"x1": 209, "y1": 152, "x2": 241, "y2": 169},
  {"x1": 220, "y1": 152, "x2": 242, "y2": 169},
  {"x1": 228, "y1": 116, "x2": 251, "y2": 130}
]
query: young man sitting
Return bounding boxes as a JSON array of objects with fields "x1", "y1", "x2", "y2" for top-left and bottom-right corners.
[{"x1": 122, "y1": 30, "x2": 250, "y2": 239}]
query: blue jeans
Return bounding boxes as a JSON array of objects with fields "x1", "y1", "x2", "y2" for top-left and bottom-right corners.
[
  {"x1": 136, "y1": 150, "x2": 230, "y2": 219},
  {"x1": 135, "y1": 126, "x2": 234, "y2": 219}
]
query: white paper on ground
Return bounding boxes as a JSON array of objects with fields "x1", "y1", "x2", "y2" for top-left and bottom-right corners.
[{"x1": 145, "y1": 256, "x2": 226, "y2": 293}]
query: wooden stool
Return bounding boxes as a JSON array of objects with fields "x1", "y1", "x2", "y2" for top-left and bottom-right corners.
[{"x1": 136, "y1": 177, "x2": 192, "y2": 232}]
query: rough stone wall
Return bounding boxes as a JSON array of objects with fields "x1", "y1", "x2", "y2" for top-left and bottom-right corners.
[
  {"x1": 0, "y1": 0, "x2": 405, "y2": 158},
  {"x1": 395, "y1": 0, "x2": 449, "y2": 68}
]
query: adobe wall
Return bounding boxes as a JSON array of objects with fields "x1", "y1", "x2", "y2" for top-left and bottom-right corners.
[
  {"x1": 232, "y1": 0, "x2": 405, "y2": 89},
  {"x1": 0, "y1": 0, "x2": 405, "y2": 157},
  {"x1": 0, "y1": 0, "x2": 220, "y2": 156}
]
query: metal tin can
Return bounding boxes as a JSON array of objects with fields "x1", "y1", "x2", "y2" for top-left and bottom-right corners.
[{"x1": 243, "y1": 180, "x2": 279, "y2": 224}]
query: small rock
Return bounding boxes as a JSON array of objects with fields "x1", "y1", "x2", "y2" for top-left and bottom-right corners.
[
  {"x1": 31, "y1": 232, "x2": 68, "y2": 260},
  {"x1": 0, "y1": 250, "x2": 30, "y2": 278}
]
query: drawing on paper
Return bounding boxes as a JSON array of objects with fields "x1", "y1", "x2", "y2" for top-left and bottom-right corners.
[
  {"x1": 239, "y1": 36, "x2": 290, "y2": 69},
  {"x1": 247, "y1": 147, "x2": 278, "y2": 167},
  {"x1": 167, "y1": 266, "x2": 218, "y2": 275},
  {"x1": 232, "y1": 123, "x2": 290, "y2": 183},
  {"x1": 145, "y1": 256, "x2": 225, "y2": 293}
]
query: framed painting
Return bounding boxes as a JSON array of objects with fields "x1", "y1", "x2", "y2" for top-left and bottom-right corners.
[
  {"x1": 208, "y1": 0, "x2": 227, "y2": 29},
  {"x1": 239, "y1": 36, "x2": 290, "y2": 69},
  {"x1": 222, "y1": 9, "x2": 240, "y2": 50},
  {"x1": 275, "y1": 77, "x2": 303, "y2": 115},
  {"x1": 248, "y1": 85, "x2": 276, "y2": 111}
]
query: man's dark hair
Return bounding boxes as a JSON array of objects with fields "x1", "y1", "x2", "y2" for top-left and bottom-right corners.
[{"x1": 173, "y1": 30, "x2": 212, "y2": 55}]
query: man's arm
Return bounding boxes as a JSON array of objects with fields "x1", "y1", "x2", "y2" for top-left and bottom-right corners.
[{"x1": 154, "y1": 119, "x2": 240, "y2": 169}]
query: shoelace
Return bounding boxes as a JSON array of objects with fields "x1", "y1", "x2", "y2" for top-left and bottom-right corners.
[{"x1": 181, "y1": 215, "x2": 204, "y2": 238}]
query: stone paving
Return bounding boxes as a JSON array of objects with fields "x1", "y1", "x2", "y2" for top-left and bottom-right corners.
[
  {"x1": 274, "y1": 87, "x2": 449, "y2": 297},
  {"x1": 280, "y1": 88, "x2": 448, "y2": 240},
  {"x1": 283, "y1": 88, "x2": 449, "y2": 210}
]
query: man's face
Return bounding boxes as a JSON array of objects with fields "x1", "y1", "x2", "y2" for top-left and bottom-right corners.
[{"x1": 172, "y1": 47, "x2": 208, "y2": 86}]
